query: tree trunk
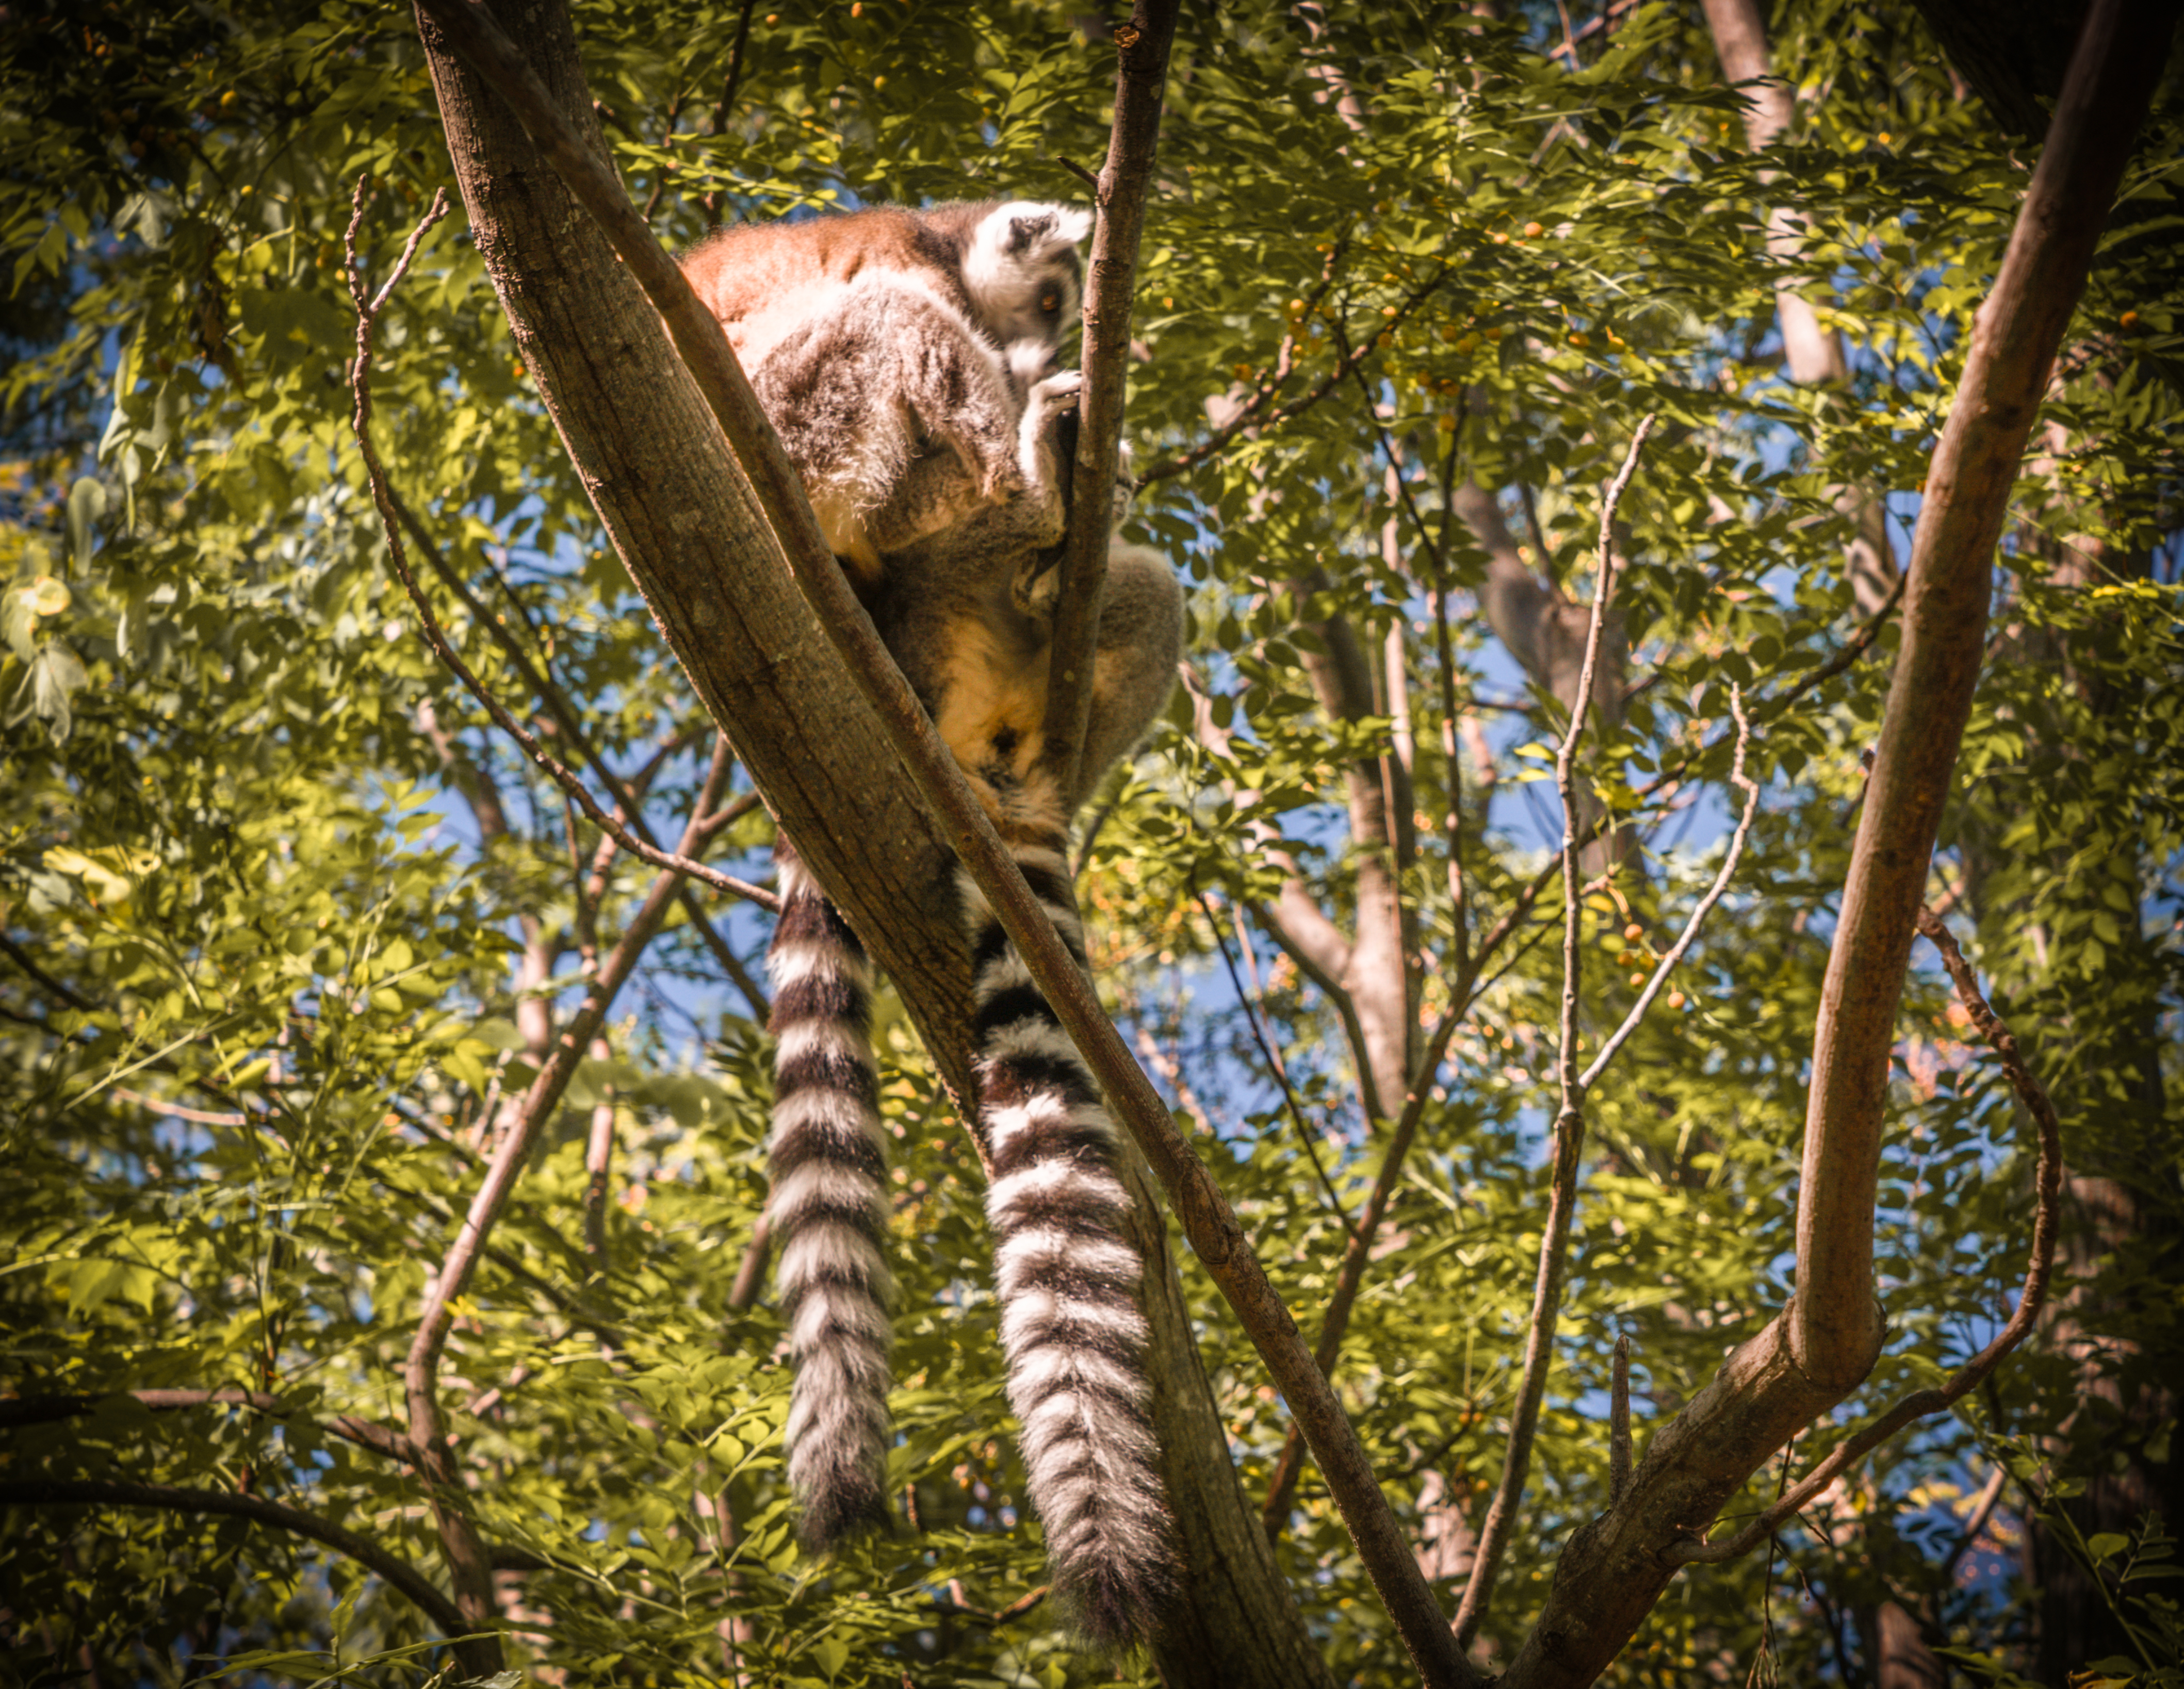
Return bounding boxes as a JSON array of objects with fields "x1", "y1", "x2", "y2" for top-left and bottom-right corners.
[{"x1": 412, "y1": 3, "x2": 1333, "y2": 1681}]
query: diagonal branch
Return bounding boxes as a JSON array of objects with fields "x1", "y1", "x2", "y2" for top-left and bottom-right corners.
[
  {"x1": 1672, "y1": 906, "x2": 2063, "y2": 1564},
  {"x1": 0, "y1": 933, "x2": 100, "y2": 1014},
  {"x1": 0, "y1": 1478, "x2": 469, "y2": 1641},
  {"x1": 0, "y1": 1389, "x2": 417, "y2": 1466}
]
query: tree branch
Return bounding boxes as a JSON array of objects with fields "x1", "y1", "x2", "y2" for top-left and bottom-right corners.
[
  {"x1": 1043, "y1": 0, "x2": 1179, "y2": 796},
  {"x1": 1495, "y1": 5, "x2": 2171, "y2": 1678},
  {"x1": 1454, "y1": 416, "x2": 1655, "y2": 1648},
  {"x1": 0, "y1": 1390, "x2": 417, "y2": 1466},
  {"x1": 0, "y1": 1478, "x2": 469, "y2": 1643},
  {"x1": 1671, "y1": 906, "x2": 2063, "y2": 1564}
]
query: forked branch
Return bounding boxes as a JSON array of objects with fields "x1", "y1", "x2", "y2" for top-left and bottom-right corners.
[
  {"x1": 1671, "y1": 907, "x2": 2063, "y2": 1565},
  {"x1": 1455, "y1": 417, "x2": 1660, "y2": 1646}
]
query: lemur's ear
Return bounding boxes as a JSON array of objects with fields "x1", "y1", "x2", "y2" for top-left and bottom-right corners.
[
  {"x1": 1006, "y1": 210, "x2": 1058, "y2": 255},
  {"x1": 1003, "y1": 205, "x2": 1092, "y2": 257}
]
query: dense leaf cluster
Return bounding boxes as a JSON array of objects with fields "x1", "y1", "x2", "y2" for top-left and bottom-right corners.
[{"x1": 3, "y1": 1, "x2": 2179, "y2": 1685}]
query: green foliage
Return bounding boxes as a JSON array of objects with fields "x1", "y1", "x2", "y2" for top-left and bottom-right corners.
[{"x1": 4, "y1": 0, "x2": 2180, "y2": 1685}]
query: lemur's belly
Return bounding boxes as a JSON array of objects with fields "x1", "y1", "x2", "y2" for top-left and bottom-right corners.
[{"x1": 931, "y1": 624, "x2": 1058, "y2": 828}]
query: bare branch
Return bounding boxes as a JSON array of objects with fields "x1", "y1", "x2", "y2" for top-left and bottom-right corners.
[
  {"x1": 1671, "y1": 906, "x2": 2063, "y2": 1565},
  {"x1": 1454, "y1": 414, "x2": 1655, "y2": 1648},
  {"x1": 1196, "y1": 891, "x2": 1357, "y2": 1238},
  {"x1": 698, "y1": 0, "x2": 759, "y2": 226},
  {"x1": 1578, "y1": 684, "x2": 1759, "y2": 1091},
  {"x1": 0, "y1": 1477, "x2": 470, "y2": 1643},
  {"x1": 1044, "y1": 0, "x2": 1180, "y2": 796}
]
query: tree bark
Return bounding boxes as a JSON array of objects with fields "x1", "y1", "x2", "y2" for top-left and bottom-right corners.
[{"x1": 412, "y1": 3, "x2": 1333, "y2": 1681}]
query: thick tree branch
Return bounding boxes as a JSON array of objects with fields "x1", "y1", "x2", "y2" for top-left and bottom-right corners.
[
  {"x1": 1495, "y1": 6, "x2": 2172, "y2": 1679},
  {"x1": 1044, "y1": 0, "x2": 1178, "y2": 796},
  {"x1": 406, "y1": 1, "x2": 1345, "y2": 1678},
  {"x1": 1672, "y1": 907, "x2": 2063, "y2": 1564},
  {"x1": 1788, "y1": 0, "x2": 2164, "y2": 1392},
  {"x1": 0, "y1": 1478, "x2": 470, "y2": 1646}
]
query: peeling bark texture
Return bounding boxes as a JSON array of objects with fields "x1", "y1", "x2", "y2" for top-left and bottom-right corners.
[
  {"x1": 413, "y1": 3, "x2": 1333, "y2": 1681},
  {"x1": 1493, "y1": 4, "x2": 2173, "y2": 1681}
]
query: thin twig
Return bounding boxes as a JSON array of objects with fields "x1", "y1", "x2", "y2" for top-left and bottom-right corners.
[
  {"x1": 1609, "y1": 1333, "x2": 1633, "y2": 1505},
  {"x1": 1138, "y1": 261, "x2": 1447, "y2": 485},
  {"x1": 1672, "y1": 908, "x2": 2064, "y2": 1565},
  {"x1": 347, "y1": 198, "x2": 775, "y2": 915},
  {"x1": 1579, "y1": 684, "x2": 1759, "y2": 1091},
  {"x1": 700, "y1": 0, "x2": 760, "y2": 226},
  {"x1": 1454, "y1": 414, "x2": 1655, "y2": 1647},
  {"x1": 1261, "y1": 911, "x2": 1558, "y2": 1537},
  {"x1": 1196, "y1": 890, "x2": 1357, "y2": 1237}
]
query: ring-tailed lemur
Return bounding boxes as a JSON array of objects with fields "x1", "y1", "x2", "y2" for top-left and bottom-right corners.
[
  {"x1": 689, "y1": 203, "x2": 1182, "y2": 1646},
  {"x1": 683, "y1": 201, "x2": 1091, "y2": 571}
]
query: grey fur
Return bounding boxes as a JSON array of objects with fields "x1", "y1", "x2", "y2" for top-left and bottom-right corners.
[
  {"x1": 721, "y1": 199, "x2": 1182, "y2": 1647},
  {"x1": 688, "y1": 201, "x2": 1091, "y2": 570}
]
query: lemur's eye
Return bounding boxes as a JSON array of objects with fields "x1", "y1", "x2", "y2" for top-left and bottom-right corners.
[{"x1": 1039, "y1": 289, "x2": 1061, "y2": 314}]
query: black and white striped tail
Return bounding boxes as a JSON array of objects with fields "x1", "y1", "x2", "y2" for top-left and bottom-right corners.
[
  {"x1": 960, "y1": 823, "x2": 1176, "y2": 1648},
  {"x1": 767, "y1": 841, "x2": 893, "y2": 1547}
]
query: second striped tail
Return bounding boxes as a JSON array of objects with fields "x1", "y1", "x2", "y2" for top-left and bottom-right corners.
[{"x1": 959, "y1": 828, "x2": 1176, "y2": 1648}]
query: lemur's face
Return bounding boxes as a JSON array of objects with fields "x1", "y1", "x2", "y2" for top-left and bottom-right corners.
[{"x1": 961, "y1": 203, "x2": 1093, "y2": 357}]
